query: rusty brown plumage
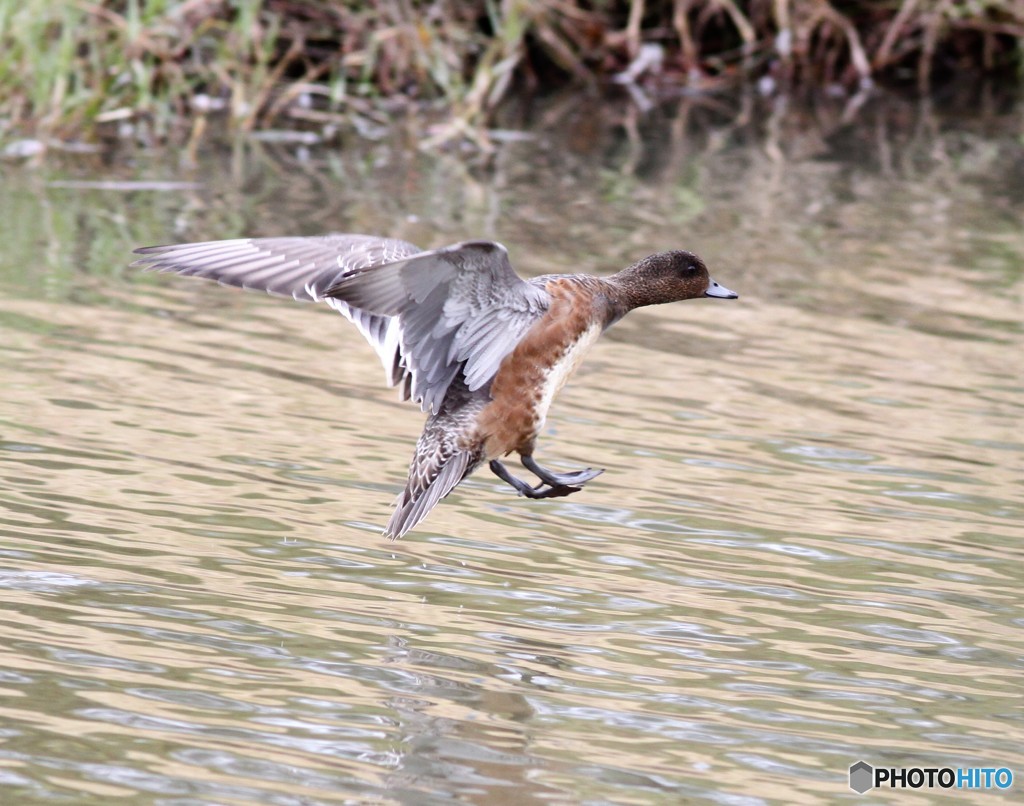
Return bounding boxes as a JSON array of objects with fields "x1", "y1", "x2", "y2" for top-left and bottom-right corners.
[{"x1": 475, "y1": 277, "x2": 608, "y2": 459}]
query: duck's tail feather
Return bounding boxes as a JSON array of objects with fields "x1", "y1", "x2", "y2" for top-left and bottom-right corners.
[{"x1": 384, "y1": 450, "x2": 474, "y2": 540}]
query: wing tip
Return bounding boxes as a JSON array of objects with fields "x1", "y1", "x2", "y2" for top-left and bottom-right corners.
[
  {"x1": 383, "y1": 451, "x2": 473, "y2": 540},
  {"x1": 131, "y1": 245, "x2": 173, "y2": 267},
  {"x1": 383, "y1": 501, "x2": 415, "y2": 541}
]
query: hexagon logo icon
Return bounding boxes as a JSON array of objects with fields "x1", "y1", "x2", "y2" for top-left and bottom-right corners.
[{"x1": 849, "y1": 761, "x2": 874, "y2": 794}]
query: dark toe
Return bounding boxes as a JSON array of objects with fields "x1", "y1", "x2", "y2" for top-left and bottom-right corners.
[{"x1": 529, "y1": 484, "x2": 584, "y2": 499}]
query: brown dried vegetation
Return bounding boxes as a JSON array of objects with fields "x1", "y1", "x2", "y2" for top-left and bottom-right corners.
[{"x1": 1, "y1": 0, "x2": 1021, "y2": 143}]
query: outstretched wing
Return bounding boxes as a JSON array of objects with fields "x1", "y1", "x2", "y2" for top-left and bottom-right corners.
[
  {"x1": 131, "y1": 234, "x2": 421, "y2": 387},
  {"x1": 386, "y1": 448, "x2": 472, "y2": 540},
  {"x1": 326, "y1": 240, "x2": 550, "y2": 413}
]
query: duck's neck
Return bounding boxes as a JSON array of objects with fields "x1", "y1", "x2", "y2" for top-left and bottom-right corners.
[{"x1": 601, "y1": 267, "x2": 662, "y2": 319}]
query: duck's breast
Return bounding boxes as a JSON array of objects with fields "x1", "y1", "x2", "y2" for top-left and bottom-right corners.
[
  {"x1": 534, "y1": 319, "x2": 603, "y2": 425},
  {"x1": 473, "y1": 278, "x2": 605, "y2": 457}
]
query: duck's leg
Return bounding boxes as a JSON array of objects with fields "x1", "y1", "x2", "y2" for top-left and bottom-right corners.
[
  {"x1": 521, "y1": 455, "x2": 604, "y2": 488},
  {"x1": 489, "y1": 460, "x2": 582, "y2": 499}
]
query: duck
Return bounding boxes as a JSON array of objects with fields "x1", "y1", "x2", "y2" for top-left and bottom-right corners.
[{"x1": 132, "y1": 235, "x2": 738, "y2": 539}]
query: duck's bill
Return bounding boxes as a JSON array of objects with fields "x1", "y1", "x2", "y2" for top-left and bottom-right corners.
[{"x1": 705, "y1": 279, "x2": 738, "y2": 299}]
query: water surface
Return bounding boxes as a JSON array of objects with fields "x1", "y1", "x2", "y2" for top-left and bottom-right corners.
[{"x1": 0, "y1": 95, "x2": 1022, "y2": 804}]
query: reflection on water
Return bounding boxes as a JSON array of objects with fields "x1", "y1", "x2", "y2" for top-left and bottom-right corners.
[{"x1": 0, "y1": 93, "x2": 1022, "y2": 803}]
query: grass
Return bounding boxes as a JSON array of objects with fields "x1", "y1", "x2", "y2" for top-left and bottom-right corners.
[{"x1": 0, "y1": 0, "x2": 1022, "y2": 147}]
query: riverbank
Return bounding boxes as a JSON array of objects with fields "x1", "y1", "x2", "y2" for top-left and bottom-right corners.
[{"x1": 2, "y1": 0, "x2": 1022, "y2": 149}]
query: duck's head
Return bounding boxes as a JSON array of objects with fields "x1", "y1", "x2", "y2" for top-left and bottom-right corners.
[{"x1": 611, "y1": 250, "x2": 738, "y2": 308}]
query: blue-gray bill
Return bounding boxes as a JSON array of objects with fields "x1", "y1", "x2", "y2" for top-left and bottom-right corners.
[{"x1": 705, "y1": 279, "x2": 739, "y2": 298}]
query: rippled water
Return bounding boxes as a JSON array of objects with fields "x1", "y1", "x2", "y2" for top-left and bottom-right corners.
[{"x1": 1, "y1": 96, "x2": 1022, "y2": 803}]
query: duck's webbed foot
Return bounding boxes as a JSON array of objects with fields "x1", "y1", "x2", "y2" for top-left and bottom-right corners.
[
  {"x1": 521, "y1": 455, "x2": 604, "y2": 488},
  {"x1": 489, "y1": 460, "x2": 584, "y2": 499}
]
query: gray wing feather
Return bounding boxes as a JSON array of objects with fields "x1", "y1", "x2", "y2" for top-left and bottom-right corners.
[
  {"x1": 132, "y1": 234, "x2": 421, "y2": 300},
  {"x1": 134, "y1": 235, "x2": 550, "y2": 415},
  {"x1": 132, "y1": 234, "x2": 422, "y2": 386},
  {"x1": 385, "y1": 450, "x2": 473, "y2": 540},
  {"x1": 327, "y1": 240, "x2": 550, "y2": 413}
]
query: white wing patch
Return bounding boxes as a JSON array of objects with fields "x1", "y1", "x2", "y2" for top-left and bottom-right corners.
[{"x1": 326, "y1": 241, "x2": 550, "y2": 413}]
